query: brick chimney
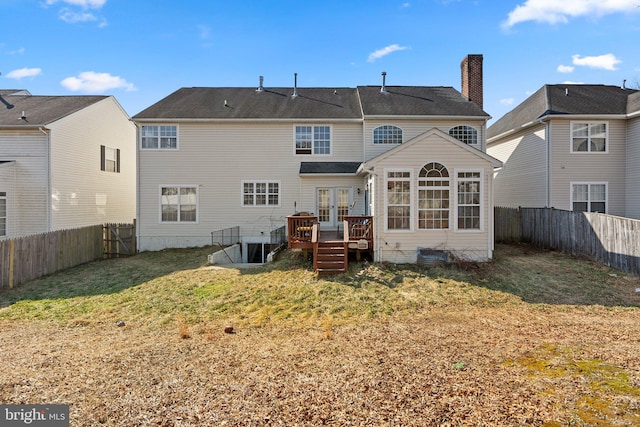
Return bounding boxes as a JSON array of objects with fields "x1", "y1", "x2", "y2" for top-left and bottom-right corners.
[{"x1": 461, "y1": 54, "x2": 483, "y2": 109}]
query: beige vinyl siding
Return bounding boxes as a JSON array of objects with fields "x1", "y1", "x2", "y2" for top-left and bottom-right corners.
[
  {"x1": 487, "y1": 124, "x2": 548, "y2": 208},
  {"x1": 138, "y1": 121, "x2": 363, "y2": 250},
  {"x1": 364, "y1": 119, "x2": 486, "y2": 160},
  {"x1": 549, "y1": 119, "x2": 626, "y2": 215},
  {"x1": 0, "y1": 131, "x2": 49, "y2": 237},
  {"x1": 369, "y1": 132, "x2": 494, "y2": 263},
  {"x1": 48, "y1": 97, "x2": 136, "y2": 230},
  {"x1": 625, "y1": 117, "x2": 640, "y2": 218}
]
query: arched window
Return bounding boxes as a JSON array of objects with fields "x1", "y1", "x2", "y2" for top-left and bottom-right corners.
[
  {"x1": 373, "y1": 125, "x2": 403, "y2": 144},
  {"x1": 418, "y1": 162, "x2": 450, "y2": 229},
  {"x1": 449, "y1": 125, "x2": 478, "y2": 146}
]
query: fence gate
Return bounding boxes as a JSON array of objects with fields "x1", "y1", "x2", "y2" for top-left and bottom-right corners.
[{"x1": 103, "y1": 222, "x2": 136, "y2": 258}]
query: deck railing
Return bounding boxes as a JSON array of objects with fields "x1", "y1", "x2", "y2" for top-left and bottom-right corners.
[
  {"x1": 344, "y1": 216, "x2": 374, "y2": 249},
  {"x1": 287, "y1": 215, "x2": 317, "y2": 249}
]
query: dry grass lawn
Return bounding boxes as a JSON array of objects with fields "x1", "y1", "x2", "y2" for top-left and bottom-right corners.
[{"x1": 0, "y1": 243, "x2": 639, "y2": 426}]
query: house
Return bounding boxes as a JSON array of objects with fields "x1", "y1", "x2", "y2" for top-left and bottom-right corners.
[
  {"x1": 0, "y1": 90, "x2": 136, "y2": 239},
  {"x1": 132, "y1": 55, "x2": 502, "y2": 268},
  {"x1": 487, "y1": 84, "x2": 640, "y2": 218}
]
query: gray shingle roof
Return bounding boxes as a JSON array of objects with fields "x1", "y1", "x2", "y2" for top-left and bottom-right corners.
[
  {"x1": 299, "y1": 162, "x2": 362, "y2": 174},
  {"x1": 357, "y1": 86, "x2": 489, "y2": 117},
  {"x1": 0, "y1": 92, "x2": 108, "y2": 127},
  {"x1": 488, "y1": 84, "x2": 639, "y2": 139},
  {"x1": 133, "y1": 85, "x2": 490, "y2": 120},
  {"x1": 134, "y1": 87, "x2": 362, "y2": 120}
]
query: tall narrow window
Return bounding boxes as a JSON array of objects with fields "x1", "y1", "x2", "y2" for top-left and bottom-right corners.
[
  {"x1": 0, "y1": 191, "x2": 6, "y2": 237},
  {"x1": 457, "y1": 172, "x2": 481, "y2": 230},
  {"x1": 449, "y1": 125, "x2": 478, "y2": 146},
  {"x1": 386, "y1": 171, "x2": 411, "y2": 230},
  {"x1": 418, "y1": 163, "x2": 450, "y2": 229},
  {"x1": 142, "y1": 125, "x2": 178, "y2": 149},
  {"x1": 572, "y1": 183, "x2": 606, "y2": 213},
  {"x1": 295, "y1": 125, "x2": 331, "y2": 155},
  {"x1": 161, "y1": 186, "x2": 197, "y2": 222},
  {"x1": 571, "y1": 122, "x2": 607, "y2": 152},
  {"x1": 100, "y1": 145, "x2": 120, "y2": 173},
  {"x1": 373, "y1": 125, "x2": 403, "y2": 144}
]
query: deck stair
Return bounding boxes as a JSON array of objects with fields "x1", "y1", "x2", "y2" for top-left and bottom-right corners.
[{"x1": 315, "y1": 240, "x2": 347, "y2": 275}]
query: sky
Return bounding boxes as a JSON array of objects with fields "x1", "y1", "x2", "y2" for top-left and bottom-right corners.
[{"x1": 1, "y1": 0, "x2": 640, "y2": 123}]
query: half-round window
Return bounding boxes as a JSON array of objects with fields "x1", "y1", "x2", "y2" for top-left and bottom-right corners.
[
  {"x1": 373, "y1": 125, "x2": 403, "y2": 144},
  {"x1": 449, "y1": 125, "x2": 478, "y2": 146}
]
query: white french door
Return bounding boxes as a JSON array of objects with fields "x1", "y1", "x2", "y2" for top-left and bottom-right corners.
[{"x1": 317, "y1": 187, "x2": 352, "y2": 228}]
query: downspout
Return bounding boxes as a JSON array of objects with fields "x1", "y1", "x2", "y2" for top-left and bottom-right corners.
[
  {"x1": 39, "y1": 127, "x2": 51, "y2": 231},
  {"x1": 546, "y1": 120, "x2": 551, "y2": 207},
  {"x1": 134, "y1": 122, "x2": 141, "y2": 251}
]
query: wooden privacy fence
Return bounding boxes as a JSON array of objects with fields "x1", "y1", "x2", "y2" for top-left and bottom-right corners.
[
  {"x1": 0, "y1": 225, "x2": 104, "y2": 289},
  {"x1": 103, "y1": 222, "x2": 137, "y2": 258},
  {"x1": 495, "y1": 207, "x2": 640, "y2": 275}
]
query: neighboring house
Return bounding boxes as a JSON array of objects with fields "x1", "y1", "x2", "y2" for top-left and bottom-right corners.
[
  {"x1": 133, "y1": 55, "x2": 502, "y2": 265},
  {"x1": 487, "y1": 84, "x2": 640, "y2": 218},
  {"x1": 0, "y1": 90, "x2": 136, "y2": 239}
]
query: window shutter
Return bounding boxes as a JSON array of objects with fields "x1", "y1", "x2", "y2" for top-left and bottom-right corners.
[
  {"x1": 116, "y1": 148, "x2": 121, "y2": 173},
  {"x1": 100, "y1": 145, "x2": 105, "y2": 171}
]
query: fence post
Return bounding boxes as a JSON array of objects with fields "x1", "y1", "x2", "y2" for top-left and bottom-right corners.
[{"x1": 8, "y1": 239, "x2": 15, "y2": 289}]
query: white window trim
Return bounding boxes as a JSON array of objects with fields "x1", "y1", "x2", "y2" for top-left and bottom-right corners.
[
  {"x1": 372, "y1": 124, "x2": 404, "y2": 145},
  {"x1": 159, "y1": 184, "x2": 199, "y2": 224},
  {"x1": 241, "y1": 180, "x2": 281, "y2": 207},
  {"x1": 454, "y1": 169, "x2": 484, "y2": 232},
  {"x1": 417, "y1": 162, "x2": 451, "y2": 231},
  {"x1": 448, "y1": 125, "x2": 479, "y2": 147},
  {"x1": 293, "y1": 124, "x2": 333, "y2": 156},
  {"x1": 384, "y1": 168, "x2": 414, "y2": 233},
  {"x1": 570, "y1": 181, "x2": 608, "y2": 214},
  {"x1": 141, "y1": 124, "x2": 179, "y2": 150},
  {"x1": 570, "y1": 121, "x2": 608, "y2": 154}
]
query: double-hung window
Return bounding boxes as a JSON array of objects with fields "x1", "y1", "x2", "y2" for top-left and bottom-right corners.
[
  {"x1": 457, "y1": 172, "x2": 481, "y2": 230},
  {"x1": 100, "y1": 145, "x2": 120, "y2": 173},
  {"x1": 418, "y1": 163, "x2": 450, "y2": 229},
  {"x1": 295, "y1": 125, "x2": 331, "y2": 155},
  {"x1": 0, "y1": 192, "x2": 6, "y2": 237},
  {"x1": 243, "y1": 181, "x2": 280, "y2": 206},
  {"x1": 571, "y1": 122, "x2": 607, "y2": 153},
  {"x1": 142, "y1": 125, "x2": 178, "y2": 149},
  {"x1": 572, "y1": 183, "x2": 606, "y2": 213},
  {"x1": 160, "y1": 186, "x2": 197, "y2": 223},
  {"x1": 386, "y1": 171, "x2": 411, "y2": 230}
]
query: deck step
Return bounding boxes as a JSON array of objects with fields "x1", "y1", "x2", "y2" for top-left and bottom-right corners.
[{"x1": 314, "y1": 241, "x2": 347, "y2": 274}]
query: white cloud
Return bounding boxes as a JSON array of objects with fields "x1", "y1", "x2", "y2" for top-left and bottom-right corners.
[
  {"x1": 5, "y1": 68, "x2": 42, "y2": 79},
  {"x1": 500, "y1": 98, "x2": 515, "y2": 106},
  {"x1": 60, "y1": 71, "x2": 136, "y2": 93},
  {"x1": 367, "y1": 44, "x2": 409, "y2": 62},
  {"x1": 503, "y1": 0, "x2": 640, "y2": 28},
  {"x1": 59, "y1": 9, "x2": 97, "y2": 23},
  {"x1": 563, "y1": 80, "x2": 585, "y2": 84},
  {"x1": 557, "y1": 64, "x2": 575, "y2": 73},
  {"x1": 572, "y1": 53, "x2": 621, "y2": 70},
  {"x1": 7, "y1": 47, "x2": 25, "y2": 55},
  {"x1": 46, "y1": 0, "x2": 106, "y2": 9}
]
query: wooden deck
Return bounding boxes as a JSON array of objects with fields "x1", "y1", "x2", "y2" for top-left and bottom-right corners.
[{"x1": 287, "y1": 215, "x2": 373, "y2": 274}]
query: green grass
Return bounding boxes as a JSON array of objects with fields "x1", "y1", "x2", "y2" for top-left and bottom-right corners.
[{"x1": 0, "y1": 244, "x2": 637, "y2": 328}]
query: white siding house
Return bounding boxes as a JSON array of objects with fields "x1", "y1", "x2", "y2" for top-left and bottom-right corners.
[
  {"x1": 0, "y1": 90, "x2": 136, "y2": 238},
  {"x1": 133, "y1": 55, "x2": 502, "y2": 265},
  {"x1": 488, "y1": 85, "x2": 640, "y2": 219}
]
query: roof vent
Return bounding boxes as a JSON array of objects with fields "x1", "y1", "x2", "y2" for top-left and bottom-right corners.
[
  {"x1": 256, "y1": 75, "x2": 264, "y2": 92},
  {"x1": 292, "y1": 73, "x2": 298, "y2": 98},
  {"x1": 381, "y1": 71, "x2": 388, "y2": 93},
  {"x1": 565, "y1": 88, "x2": 569, "y2": 96},
  {"x1": 622, "y1": 79, "x2": 627, "y2": 90}
]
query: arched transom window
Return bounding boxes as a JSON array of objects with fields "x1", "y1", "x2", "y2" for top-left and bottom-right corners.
[
  {"x1": 449, "y1": 125, "x2": 478, "y2": 146},
  {"x1": 418, "y1": 162, "x2": 450, "y2": 229},
  {"x1": 373, "y1": 125, "x2": 403, "y2": 144}
]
